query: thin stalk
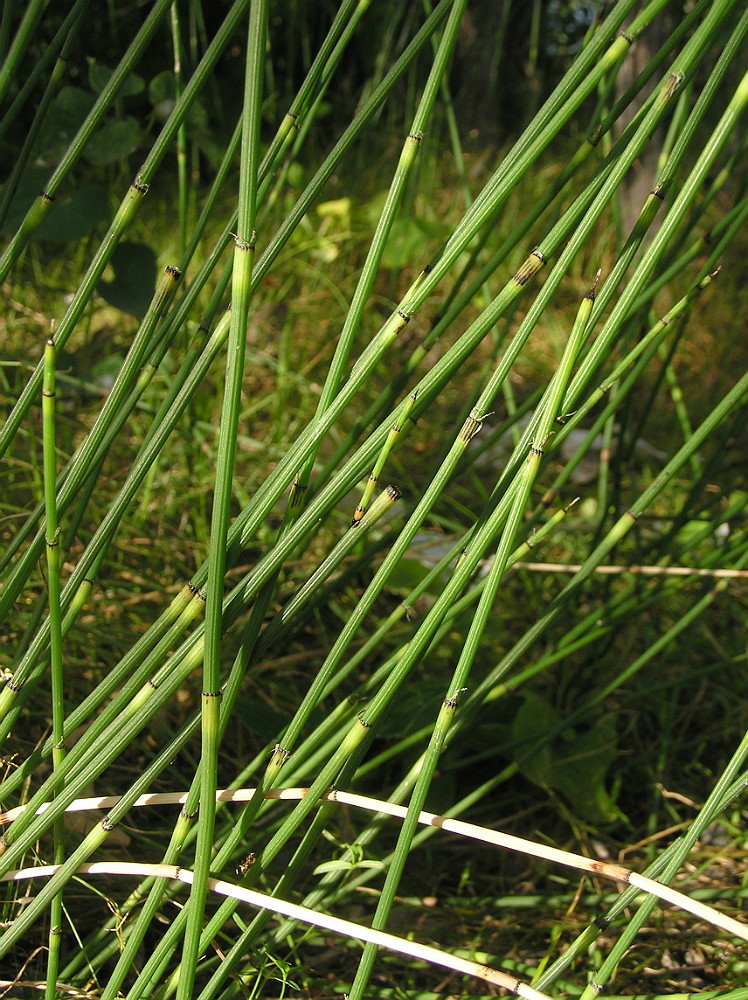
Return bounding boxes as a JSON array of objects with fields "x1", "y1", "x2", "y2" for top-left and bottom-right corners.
[
  {"x1": 2, "y1": 12, "x2": 745, "y2": 991},
  {"x1": 352, "y1": 393, "x2": 417, "y2": 524},
  {"x1": 0, "y1": 0, "x2": 174, "y2": 281},
  {"x1": 455, "y1": 364, "x2": 748, "y2": 758},
  {"x1": 192, "y1": 0, "x2": 636, "y2": 574},
  {"x1": 277, "y1": 507, "x2": 577, "y2": 932},
  {"x1": 178, "y1": 1, "x2": 265, "y2": 992},
  {"x1": 321, "y1": 503, "x2": 573, "y2": 702},
  {"x1": 413, "y1": 0, "x2": 710, "y2": 382},
  {"x1": 307, "y1": 526, "x2": 748, "y2": 930},
  {"x1": 0, "y1": 0, "x2": 18, "y2": 83},
  {"x1": 115, "y1": 481, "x2": 549, "y2": 999},
  {"x1": 11, "y1": 70, "x2": 698, "y2": 861},
  {"x1": 288, "y1": 0, "x2": 468, "y2": 517},
  {"x1": 0, "y1": 0, "x2": 253, "y2": 458},
  {"x1": 362, "y1": 54, "x2": 693, "y2": 620},
  {"x1": 539, "y1": 267, "x2": 720, "y2": 512},
  {"x1": 347, "y1": 277, "x2": 599, "y2": 999},
  {"x1": 0, "y1": 711, "x2": 201, "y2": 960},
  {"x1": 186, "y1": 748, "x2": 371, "y2": 1000},
  {"x1": 119, "y1": 493, "x2": 402, "y2": 995},
  {"x1": 0, "y1": 0, "x2": 89, "y2": 229},
  {"x1": 484, "y1": 18, "x2": 748, "y2": 531},
  {"x1": 0, "y1": 265, "x2": 181, "y2": 593},
  {"x1": 260, "y1": 485, "x2": 403, "y2": 653},
  {"x1": 563, "y1": 43, "x2": 748, "y2": 418},
  {"x1": 41, "y1": 337, "x2": 65, "y2": 999},
  {"x1": 0, "y1": 0, "x2": 453, "y2": 673},
  {"x1": 541, "y1": 723, "x2": 748, "y2": 996},
  {"x1": 1, "y1": 0, "x2": 633, "y2": 728},
  {"x1": 193, "y1": 11, "x2": 470, "y2": 919},
  {"x1": 89, "y1": 504, "x2": 404, "y2": 1000},
  {"x1": 657, "y1": 331, "x2": 701, "y2": 477},
  {"x1": 0, "y1": 267, "x2": 182, "y2": 731},
  {"x1": 0, "y1": 0, "x2": 50, "y2": 104},
  {"x1": 170, "y1": 1, "x2": 189, "y2": 256},
  {"x1": 0, "y1": 242, "x2": 547, "y2": 842}
]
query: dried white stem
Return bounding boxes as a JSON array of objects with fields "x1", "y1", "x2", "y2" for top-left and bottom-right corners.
[
  {"x1": 2, "y1": 860, "x2": 549, "y2": 999},
  {"x1": 513, "y1": 561, "x2": 748, "y2": 579},
  {"x1": 3, "y1": 785, "x2": 745, "y2": 942}
]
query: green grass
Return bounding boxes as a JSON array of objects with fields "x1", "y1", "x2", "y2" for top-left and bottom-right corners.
[{"x1": 2, "y1": 1, "x2": 748, "y2": 997}]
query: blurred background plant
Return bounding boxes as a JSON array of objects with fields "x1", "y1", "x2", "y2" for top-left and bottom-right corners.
[{"x1": 1, "y1": 1, "x2": 747, "y2": 997}]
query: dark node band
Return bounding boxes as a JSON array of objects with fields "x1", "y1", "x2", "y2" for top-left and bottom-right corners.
[{"x1": 513, "y1": 248, "x2": 547, "y2": 285}]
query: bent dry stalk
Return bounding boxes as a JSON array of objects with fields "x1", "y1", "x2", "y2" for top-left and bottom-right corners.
[{"x1": 3, "y1": 786, "x2": 746, "y2": 943}]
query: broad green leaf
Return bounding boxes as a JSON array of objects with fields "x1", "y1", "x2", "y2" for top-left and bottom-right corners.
[
  {"x1": 97, "y1": 242, "x2": 157, "y2": 317},
  {"x1": 148, "y1": 69, "x2": 176, "y2": 108},
  {"x1": 512, "y1": 693, "x2": 624, "y2": 824},
  {"x1": 87, "y1": 60, "x2": 144, "y2": 97},
  {"x1": 0, "y1": 168, "x2": 108, "y2": 241},
  {"x1": 378, "y1": 676, "x2": 447, "y2": 738},
  {"x1": 84, "y1": 117, "x2": 143, "y2": 166},
  {"x1": 386, "y1": 557, "x2": 446, "y2": 598},
  {"x1": 34, "y1": 86, "x2": 95, "y2": 162}
]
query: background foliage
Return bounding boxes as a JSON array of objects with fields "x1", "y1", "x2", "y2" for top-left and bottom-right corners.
[{"x1": 1, "y1": 1, "x2": 747, "y2": 997}]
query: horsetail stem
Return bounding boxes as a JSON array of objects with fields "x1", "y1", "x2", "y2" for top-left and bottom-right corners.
[
  {"x1": 41, "y1": 336, "x2": 65, "y2": 999},
  {"x1": 352, "y1": 394, "x2": 416, "y2": 525}
]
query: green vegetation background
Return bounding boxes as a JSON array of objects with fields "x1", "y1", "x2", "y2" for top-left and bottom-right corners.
[{"x1": 1, "y1": 2, "x2": 747, "y2": 997}]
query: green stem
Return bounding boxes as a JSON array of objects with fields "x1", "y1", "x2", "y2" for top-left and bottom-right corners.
[
  {"x1": 178, "y1": 2, "x2": 266, "y2": 993},
  {"x1": 41, "y1": 337, "x2": 65, "y2": 1000},
  {"x1": 347, "y1": 277, "x2": 598, "y2": 999}
]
